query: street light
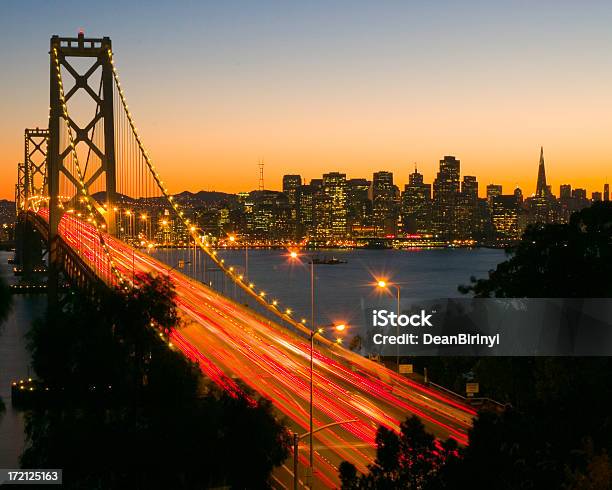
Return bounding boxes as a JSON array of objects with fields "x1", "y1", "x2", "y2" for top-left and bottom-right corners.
[
  {"x1": 376, "y1": 279, "x2": 401, "y2": 371},
  {"x1": 292, "y1": 417, "x2": 358, "y2": 490},
  {"x1": 306, "y1": 323, "x2": 348, "y2": 488},
  {"x1": 289, "y1": 250, "x2": 315, "y2": 485},
  {"x1": 229, "y1": 234, "x2": 248, "y2": 281},
  {"x1": 188, "y1": 226, "x2": 198, "y2": 278}
]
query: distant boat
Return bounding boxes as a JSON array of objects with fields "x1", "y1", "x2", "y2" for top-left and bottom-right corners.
[
  {"x1": 364, "y1": 239, "x2": 392, "y2": 249},
  {"x1": 312, "y1": 256, "x2": 347, "y2": 265}
]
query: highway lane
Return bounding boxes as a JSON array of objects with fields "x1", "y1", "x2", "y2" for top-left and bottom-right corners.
[{"x1": 49, "y1": 211, "x2": 476, "y2": 488}]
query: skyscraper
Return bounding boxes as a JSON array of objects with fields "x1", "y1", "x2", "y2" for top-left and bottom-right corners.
[
  {"x1": 401, "y1": 165, "x2": 431, "y2": 234},
  {"x1": 432, "y1": 156, "x2": 461, "y2": 239},
  {"x1": 314, "y1": 172, "x2": 347, "y2": 241},
  {"x1": 604, "y1": 183, "x2": 610, "y2": 202},
  {"x1": 536, "y1": 146, "x2": 549, "y2": 197},
  {"x1": 491, "y1": 195, "x2": 520, "y2": 244},
  {"x1": 372, "y1": 171, "x2": 399, "y2": 236},
  {"x1": 247, "y1": 190, "x2": 292, "y2": 240},
  {"x1": 456, "y1": 175, "x2": 478, "y2": 239},
  {"x1": 282, "y1": 175, "x2": 302, "y2": 210},
  {"x1": 486, "y1": 184, "x2": 502, "y2": 206},
  {"x1": 560, "y1": 184, "x2": 572, "y2": 199},
  {"x1": 346, "y1": 178, "x2": 372, "y2": 236},
  {"x1": 527, "y1": 147, "x2": 556, "y2": 224},
  {"x1": 282, "y1": 174, "x2": 302, "y2": 239},
  {"x1": 514, "y1": 186, "x2": 523, "y2": 204},
  {"x1": 298, "y1": 184, "x2": 315, "y2": 237}
]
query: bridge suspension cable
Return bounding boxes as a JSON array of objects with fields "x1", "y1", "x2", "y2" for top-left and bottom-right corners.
[{"x1": 107, "y1": 49, "x2": 319, "y2": 335}]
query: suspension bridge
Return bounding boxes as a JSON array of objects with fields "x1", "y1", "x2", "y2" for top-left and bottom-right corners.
[{"x1": 13, "y1": 33, "x2": 475, "y2": 488}]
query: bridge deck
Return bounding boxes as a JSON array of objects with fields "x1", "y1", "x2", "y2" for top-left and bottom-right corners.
[{"x1": 33, "y1": 210, "x2": 475, "y2": 488}]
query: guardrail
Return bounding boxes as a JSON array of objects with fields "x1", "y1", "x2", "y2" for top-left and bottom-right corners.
[{"x1": 427, "y1": 380, "x2": 510, "y2": 412}]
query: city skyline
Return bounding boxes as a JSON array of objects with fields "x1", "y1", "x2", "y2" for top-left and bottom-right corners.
[
  {"x1": 74, "y1": 150, "x2": 603, "y2": 250},
  {"x1": 183, "y1": 149, "x2": 608, "y2": 200},
  {"x1": 2, "y1": 1, "x2": 612, "y2": 199}
]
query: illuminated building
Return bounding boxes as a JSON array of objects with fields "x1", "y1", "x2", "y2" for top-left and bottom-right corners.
[
  {"x1": 346, "y1": 178, "x2": 372, "y2": 237},
  {"x1": 246, "y1": 190, "x2": 291, "y2": 240},
  {"x1": 156, "y1": 209, "x2": 174, "y2": 244},
  {"x1": 400, "y1": 165, "x2": 431, "y2": 234},
  {"x1": 298, "y1": 183, "x2": 314, "y2": 238},
  {"x1": 526, "y1": 147, "x2": 556, "y2": 224},
  {"x1": 457, "y1": 175, "x2": 478, "y2": 239},
  {"x1": 314, "y1": 172, "x2": 347, "y2": 241},
  {"x1": 283, "y1": 174, "x2": 302, "y2": 238},
  {"x1": 432, "y1": 156, "x2": 461, "y2": 239},
  {"x1": 491, "y1": 195, "x2": 521, "y2": 244},
  {"x1": 372, "y1": 171, "x2": 399, "y2": 236},
  {"x1": 486, "y1": 184, "x2": 502, "y2": 207}
]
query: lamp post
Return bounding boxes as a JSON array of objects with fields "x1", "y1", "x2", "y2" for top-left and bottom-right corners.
[
  {"x1": 376, "y1": 280, "x2": 401, "y2": 371},
  {"x1": 189, "y1": 225, "x2": 197, "y2": 277},
  {"x1": 125, "y1": 210, "x2": 133, "y2": 240},
  {"x1": 292, "y1": 418, "x2": 358, "y2": 490},
  {"x1": 140, "y1": 213, "x2": 149, "y2": 241},
  {"x1": 229, "y1": 233, "x2": 248, "y2": 283},
  {"x1": 289, "y1": 249, "x2": 348, "y2": 489},
  {"x1": 306, "y1": 323, "x2": 347, "y2": 488}
]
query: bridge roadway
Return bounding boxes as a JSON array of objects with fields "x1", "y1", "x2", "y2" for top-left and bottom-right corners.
[{"x1": 39, "y1": 211, "x2": 476, "y2": 488}]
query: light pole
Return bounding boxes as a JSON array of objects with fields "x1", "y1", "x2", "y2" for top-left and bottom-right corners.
[
  {"x1": 376, "y1": 279, "x2": 401, "y2": 371},
  {"x1": 229, "y1": 233, "x2": 248, "y2": 284},
  {"x1": 245, "y1": 242, "x2": 249, "y2": 281},
  {"x1": 189, "y1": 225, "x2": 197, "y2": 277},
  {"x1": 292, "y1": 417, "x2": 358, "y2": 490},
  {"x1": 140, "y1": 213, "x2": 149, "y2": 241},
  {"x1": 306, "y1": 324, "x2": 347, "y2": 488},
  {"x1": 289, "y1": 249, "x2": 348, "y2": 489},
  {"x1": 125, "y1": 210, "x2": 133, "y2": 240}
]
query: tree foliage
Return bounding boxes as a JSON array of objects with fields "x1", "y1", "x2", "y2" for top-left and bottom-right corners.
[
  {"x1": 460, "y1": 202, "x2": 612, "y2": 297},
  {"x1": 23, "y1": 273, "x2": 290, "y2": 488},
  {"x1": 340, "y1": 416, "x2": 458, "y2": 489},
  {"x1": 0, "y1": 274, "x2": 12, "y2": 418},
  {"x1": 342, "y1": 204, "x2": 612, "y2": 489}
]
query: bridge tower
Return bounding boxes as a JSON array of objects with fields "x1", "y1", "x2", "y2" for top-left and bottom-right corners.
[
  {"x1": 15, "y1": 162, "x2": 26, "y2": 214},
  {"x1": 48, "y1": 32, "x2": 117, "y2": 238},
  {"x1": 24, "y1": 128, "x2": 49, "y2": 207},
  {"x1": 48, "y1": 32, "x2": 117, "y2": 297},
  {"x1": 14, "y1": 129, "x2": 49, "y2": 279}
]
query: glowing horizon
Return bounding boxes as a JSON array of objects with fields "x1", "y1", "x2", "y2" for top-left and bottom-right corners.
[{"x1": 1, "y1": 1, "x2": 611, "y2": 200}]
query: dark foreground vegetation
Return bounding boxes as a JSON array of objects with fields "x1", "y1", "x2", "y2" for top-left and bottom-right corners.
[
  {"x1": 22, "y1": 273, "x2": 289, "y2": 489},
  {"x1": 0, "y1": 274, "x2": 12, "y2": 419},
  {"x1": 341, "y1": 203, "x2": 612, "y2": 489}
]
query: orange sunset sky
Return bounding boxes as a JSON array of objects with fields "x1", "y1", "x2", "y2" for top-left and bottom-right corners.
[{"x1": 1, "y1": 1, "x2": 611, "y2": 200}]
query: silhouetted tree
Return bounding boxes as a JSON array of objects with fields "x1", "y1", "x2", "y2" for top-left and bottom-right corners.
[
  {"x1": 460, "y1": 202, "x2": 612, "y2": 297},
  {"x1": 564, "y1": 439, "x2": 612, "y2": 490},
  {"x1": 0, "y1": 275, "x2": 12, "y2": 326},
  {"x1": 0, "y1": 275, "x2": 12, "y2": 417},
  {"x1": 339, "y1": 461, "x2": 358, "y2": 488},
  {"x1": 22, "y1": 273, "x2": 290, "y2": 488},
  {"x1": 342, "y1": 205, "x2": 612, "y2": 489},
  {"x1": 340, "y1": 416, "x2": 455, "y2": 489},
  {"x1": 447, "y1": 203, "x2": 612, "y2": 488}
]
